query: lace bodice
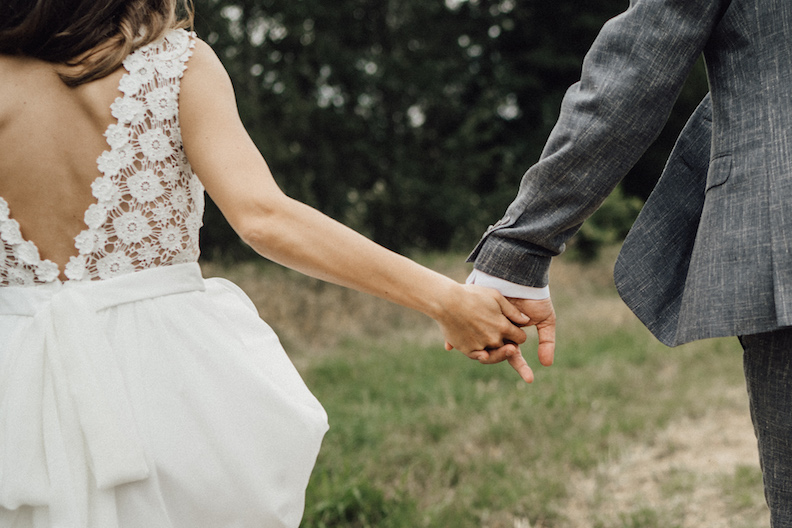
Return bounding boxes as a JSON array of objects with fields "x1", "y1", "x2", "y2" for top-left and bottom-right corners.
[{"x1": 0, "y1": 29, "x2": 204, "y2": 287}]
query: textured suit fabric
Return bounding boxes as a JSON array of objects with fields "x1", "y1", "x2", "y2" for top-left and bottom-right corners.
[
  {"x1": 740, "y1": 330, "x2": 792, "y2": 525},
  {"x1": 469, "y1": 0, "x2": 792, "y2": 345},
  {"x1": 613, "y1": 97, "x2": 713, "y2": 346}
]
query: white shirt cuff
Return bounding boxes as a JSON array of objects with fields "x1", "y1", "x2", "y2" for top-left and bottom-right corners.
[{"x1": 466, "y1": 269, "x2": 550, "y2": 299}]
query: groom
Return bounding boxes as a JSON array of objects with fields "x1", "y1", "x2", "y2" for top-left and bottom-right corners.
[{"x1": 468, "y1": 0, "x2": 792, "y2": 523}]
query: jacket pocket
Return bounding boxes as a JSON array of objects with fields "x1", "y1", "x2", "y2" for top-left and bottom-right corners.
[{"x1": 705, "y1": 153, "x2": 732, "y2": 191}]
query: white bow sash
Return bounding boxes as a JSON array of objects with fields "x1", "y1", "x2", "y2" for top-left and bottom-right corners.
[{"x1": 0, "y1": 263, "x2": 205, "y2": 526}]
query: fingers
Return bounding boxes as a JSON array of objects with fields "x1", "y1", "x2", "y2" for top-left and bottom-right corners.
[
  {"x1": 462, "y1": 349, "x2": 490, "y2": 362},
  {"x1": 476, "y1": 343, "x2": 518, "y2": 364},
  {"x1": 492, "y1": 292, "x2": 530, "y2": 345},
  {"x1": 473, "y1": 288, "x2": 529, "y2": 348},
  {"x1": 507, "y1": 350, "x2": 534, "y2": 383},
  {"x1": 466, "y1": 345, "x2": 534, "y2": 383},
  {"x1": 449, "y1": 343, "x2": 513, "y2": 364},
  {"x1": 536, "y1": 321, "x2": 556, "y2": 366},
  {"x1": 507, "y1": 296, "x2": 556, "y2": 366},
  {"x1": 496, "y1": 295, "x2": 531, "y2": 326},
  {"x1": 501, "y1": 319, "x2": 528, "y2": 346}
]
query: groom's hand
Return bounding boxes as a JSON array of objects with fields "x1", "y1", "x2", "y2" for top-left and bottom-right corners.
[{"x1": 508, "y1": 296, "x2": 556, "y2": 367}]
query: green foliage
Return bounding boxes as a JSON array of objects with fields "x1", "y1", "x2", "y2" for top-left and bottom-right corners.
[{"x1": 192, "y1": 1, "x2": 708, "y2": 258}]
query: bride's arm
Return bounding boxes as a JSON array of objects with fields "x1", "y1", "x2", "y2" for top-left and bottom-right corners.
[{"x1": 179, "y1": 39, "x2": 532, "y2": 370}]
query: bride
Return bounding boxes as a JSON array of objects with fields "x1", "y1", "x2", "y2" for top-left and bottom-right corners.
[{"x1": 0, "y1": 1, "x2": 541, "y2": 527}]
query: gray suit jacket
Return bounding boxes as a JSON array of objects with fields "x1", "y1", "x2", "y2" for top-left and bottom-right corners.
[{"x1": 469, "y1": 0, "x2": 792, "y2": 345}]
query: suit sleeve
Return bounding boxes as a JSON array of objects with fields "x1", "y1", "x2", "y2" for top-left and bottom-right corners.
[{"x1": 468, "y1": 0, "x2": 728, "y2": 287}]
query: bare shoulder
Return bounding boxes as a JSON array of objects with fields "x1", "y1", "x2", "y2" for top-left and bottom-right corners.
[
  {"x1": 181, "y1": 38, "x2": 239, "y2": 121},
  {"x1": 184, "y1": 38, "x2": 234, "y2": 90}
]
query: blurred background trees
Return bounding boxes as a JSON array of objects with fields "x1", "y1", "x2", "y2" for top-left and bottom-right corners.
[{"x1": 191, "y1": 0, "x2": 709, "y2": 260}]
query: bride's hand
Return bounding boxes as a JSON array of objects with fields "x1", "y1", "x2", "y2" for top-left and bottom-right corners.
[{"x1": 434, "y1": 282, "x2": 528, "y2": 359}]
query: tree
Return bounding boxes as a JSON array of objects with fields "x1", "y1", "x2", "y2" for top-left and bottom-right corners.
[{"x1": 192, "y1": 0, "x2": 708, "y2": 258}]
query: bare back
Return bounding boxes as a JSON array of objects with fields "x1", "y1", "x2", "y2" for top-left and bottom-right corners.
[{"x1": 0, "y1": 56, "x2": 125, "y2": 272}]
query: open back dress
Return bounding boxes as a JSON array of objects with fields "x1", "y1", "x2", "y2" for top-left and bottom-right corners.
[{"x1": 0, "y1": 29, "x2": 328, "y2": 528}]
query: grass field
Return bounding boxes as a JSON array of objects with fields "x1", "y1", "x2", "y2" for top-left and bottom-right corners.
[{"x1": 203, "y1": 248, "x2": 769, "y2": 528}]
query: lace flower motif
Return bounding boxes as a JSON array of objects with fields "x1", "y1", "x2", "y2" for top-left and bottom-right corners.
[
  {"x1": 92, "y1": 176, "x2": 122, "y2": 207},
  {"x1": 170, "y1": 187, "x2": 191, "y2": 212},
  {"x1": 146, "y1": 87, "x2": 179, "y2": 121},
  {"x1": 0, "y1": 29, "x2": 203, "y2": 287},
  {"x1": 97, "y1": 146, "x2": 135, "y2": 176},
  {"x1": 84, "y1": 203, "x2": 108, "y2": 230},
  {"x1": 138, "y1": 129, "x2": 173, "y2": 162},
  {"x1": 75, "y1": 229, "x2": 109, "y2": 254},
  {"x1": 127, "y1": 170, "x2": 165, "y2": 202},
  {"x1": 14, "y1": 241, "x2": 40, "y2": 266},
  {"x1": 35, "y1": 260, "x2": 60, "y2": 283},
  {"x1": 122, "y1": 53, "x2": 150, "y2": 77},
  {"x1": 69, "y1": 29, "x2": 203, "y2": 283},
  {"x1": 105, "y1": 124, "x2": 132, "y2": 150},
  {"x1": 0, "y1": 219, "x2": 23, "y2": 245},
  {"x1": 155, "y1": 59, "x2": 183, "y2": 79},
  {"x1": 159, "y1": 226, "x2": 183, "y2": 252},
  {"x1": 113, "y1": 211, "x2": 154, "y2": 245},
  {"x1": 0, "y1": 198, "x2": 61, "y2": 285},
  {"x1": 136, "y1": 244, "x2": 160, "y2": 265},
  {"x1": 8, "y1": 267, "x2": 35, "y2": 286},
  {"x1": 96, "y1": 253, "x2": 135, "y2": 279},
  {"x1": 111, "y1": 97, "x2": 146, "y2": 126},
  {"x1": 65, "y1": 256, "x2": 87, "y2": 281}
]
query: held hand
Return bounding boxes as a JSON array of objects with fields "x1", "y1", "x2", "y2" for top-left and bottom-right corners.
[
  {"x1": 508, "y1": 296, "x2": 556, "y2": 368},
  {"x1": 448, "y1": 296, "x2": 555, "y2": 384},
  {"x1": 435, "y1": 283, "x2": 529, "y2": 357}
]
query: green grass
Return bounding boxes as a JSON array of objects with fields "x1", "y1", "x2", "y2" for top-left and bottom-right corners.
[
  {"x1": 299, "y1": 331, "x2": 748, "y2": 527},
  {"x1": 203, "y1": 248, "x2": 766, "y2": 527},
  {"x1": 721, "y1": 465, "x2": 766, "y2": 514}
]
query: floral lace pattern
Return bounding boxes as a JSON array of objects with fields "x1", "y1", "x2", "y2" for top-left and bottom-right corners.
[
  {"x1": 0, "y1": 198, "x2": 61, "y2": 285},
  {"x1": 0, "y1": 29, "x2": 204, "y2": 286}
]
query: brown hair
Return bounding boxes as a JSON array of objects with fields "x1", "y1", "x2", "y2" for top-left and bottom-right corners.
[{"x1": 0, "y1": 0, "x2": 194, "y2": 86}]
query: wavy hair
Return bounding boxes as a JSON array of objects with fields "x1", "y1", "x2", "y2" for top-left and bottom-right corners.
[{"x1": 0, "y1": 0, "x2": 194, "y2": 85}]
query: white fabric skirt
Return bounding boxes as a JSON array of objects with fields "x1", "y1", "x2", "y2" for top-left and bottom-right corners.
[{"x1": 0, "y1": 263, "x2": 328, "y2": 528}]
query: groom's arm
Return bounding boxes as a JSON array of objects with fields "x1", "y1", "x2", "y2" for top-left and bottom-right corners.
[
  {"x1": 467, "y1": 0, "x2": 727, "y2": 366},
  {"x1": 469, "y1": 0, "x2": 727, "y2": 287},
  {"x1": 473, "y1": 94, "x2": 713, "y2": 361}
]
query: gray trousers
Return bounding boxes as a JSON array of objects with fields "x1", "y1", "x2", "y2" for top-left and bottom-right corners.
[{"x1": 741, "y1": 329, "x2": 792, "y2": 527}]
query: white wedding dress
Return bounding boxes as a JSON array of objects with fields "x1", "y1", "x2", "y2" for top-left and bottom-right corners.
[{"x1": 0, "y1": 29, "x2": 328, "y2": 528}]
